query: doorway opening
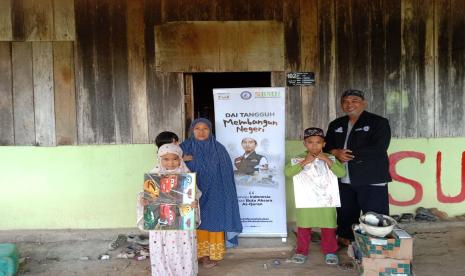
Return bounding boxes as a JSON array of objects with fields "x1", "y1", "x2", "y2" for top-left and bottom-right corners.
[{"x1": 187, "y1": 72, "x2": 271, "y2": 135}]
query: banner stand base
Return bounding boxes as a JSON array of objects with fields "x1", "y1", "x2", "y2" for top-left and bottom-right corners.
[{"x1": 228, "y1": 236, "x2": 294, "y2": 255}]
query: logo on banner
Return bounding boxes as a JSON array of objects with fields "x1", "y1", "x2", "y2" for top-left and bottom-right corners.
[
  {"x1": 255, "y1": 91, "x2": 280, "y2": 98},
  {"x1": 217, "y1": 93, "x2": 230, "y2": 100},
  {"x1": 240, "y1": 91, "x2": 252, "y2": 100}
]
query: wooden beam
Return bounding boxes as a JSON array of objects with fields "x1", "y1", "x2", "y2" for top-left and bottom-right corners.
[{"x1": 184, "y1": 73, "x2": 194, "y2": 139}]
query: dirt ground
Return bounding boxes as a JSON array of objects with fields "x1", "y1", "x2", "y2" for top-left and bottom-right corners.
[{"x1": 1, "y1": 221, "x2": 465, "y2": 276}]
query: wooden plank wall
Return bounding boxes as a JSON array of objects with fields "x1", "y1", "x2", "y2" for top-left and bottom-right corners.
[
  {"x1": 12, "y1": 42, "x2": 35, "y2": 145},
  {"x1": 147, "y1": 0, "x2": 283, "y2": 142},
  {"x1": 53, "y1": 41, "x2": 76, "y2": 145},
  {"x1": 326, "y1": 0, "x2": 445, "y2": 138},
  {"x1": 436, "y1": 0, "x2": 465, "y2": 137},
  {"x1": 0, "y1": 0, "x2": 13, "y2": 40},
  {"x1": 312, "y1": 0, "x2": 336, "y2": 135},
  {"x1": 155, "y1": 21, "x2": 285, "y2": 72},
  {"x1": 284, "y1": 0, "x2": 302, "y2": 139},
  {"x1": 1, "y1": 0, "x2": 465, "y2": 146},
  {"x1": 127, "y1": 0, "x2": 148, "y2": 144},
  {"x1": 33, "y1": 42, "x2": 56, "y2": 146},
  {"x1": 1, "y1": 0, "x2": 76, "y2": 146}
]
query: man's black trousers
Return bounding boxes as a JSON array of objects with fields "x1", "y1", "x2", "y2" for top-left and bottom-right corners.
[{"x1": 336, "y1": 183, "x2": 389, "y2": 240}]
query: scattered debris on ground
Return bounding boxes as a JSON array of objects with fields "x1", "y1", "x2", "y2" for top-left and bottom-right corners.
[{"x1": 1, "y1": 221, "x2": 465, "y2": 275}]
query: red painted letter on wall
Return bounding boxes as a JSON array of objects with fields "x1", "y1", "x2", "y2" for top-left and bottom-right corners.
[
  {"x1": 436, "y1": 151, "x2": 465, "y2": 203},
  {"x1": 389, "y1": 151, "x2": 424, "y2": 206}
]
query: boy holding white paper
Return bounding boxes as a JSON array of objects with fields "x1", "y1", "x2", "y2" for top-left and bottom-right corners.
[{"x1": 285, "y1": 127, "x2": 346, "y2": 265}]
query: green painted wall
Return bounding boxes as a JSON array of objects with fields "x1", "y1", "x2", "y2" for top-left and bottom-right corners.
[
  {"x1": 0, "y1": 145, "x2": 155, "y2": 230},
  {"x1": 1, "y1": 138, "x2": 464, "y2": 230}
]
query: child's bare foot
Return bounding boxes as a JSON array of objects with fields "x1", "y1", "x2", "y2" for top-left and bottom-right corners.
[
  {"x1": 198, "y1": 256, "x2": 208, "y2": 263},
  {"x1": 203, "y1": 259, "x2": 217, "y2": 268},
  {"x1": 199, "y1": 256, "x2": 217, "y2": 268}
]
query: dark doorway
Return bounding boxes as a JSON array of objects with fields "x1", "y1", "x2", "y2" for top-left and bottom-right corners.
[{"x1": 191, "y1": 72, "x2": 271, "y2": 134}]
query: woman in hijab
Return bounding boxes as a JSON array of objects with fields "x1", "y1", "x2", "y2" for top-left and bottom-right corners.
[{"x1": 181, "y1": 118, "x2": 242, "y2": 268}]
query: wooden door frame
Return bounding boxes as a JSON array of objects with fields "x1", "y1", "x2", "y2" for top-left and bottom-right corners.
[
  {"x1": 183, "y1": 71, "x2": 285, "y2": 139},
  {"x1": 184, "y1": 73, "x2": 194, "y2": 139}
]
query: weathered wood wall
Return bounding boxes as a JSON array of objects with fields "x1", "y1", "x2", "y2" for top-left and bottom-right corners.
[
  {"x1": 155, "y1": 21, "x2": 285, "y2": 72},
  {"x1": 0, "y1": 0, "x2": 464, "y2": 145}
]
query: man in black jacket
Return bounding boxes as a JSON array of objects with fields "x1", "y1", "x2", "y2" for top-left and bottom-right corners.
[{"x1": 324, "y1": 89, "x2": 392, "y2": 244}]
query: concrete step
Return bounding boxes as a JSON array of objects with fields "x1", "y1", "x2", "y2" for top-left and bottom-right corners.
[{"x1": 0, "y1": 228, "x2": 296, "y2": 259}]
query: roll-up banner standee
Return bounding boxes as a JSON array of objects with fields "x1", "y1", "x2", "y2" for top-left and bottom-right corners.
[{"x1": 213, "y1": 88, "x2": 287, "y2": 240}]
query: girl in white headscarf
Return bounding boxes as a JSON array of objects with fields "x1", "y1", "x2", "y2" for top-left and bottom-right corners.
[
  {"x1": 137, "y1": 143, "x2": 200, "y2": 276},
  {"x1": 149, "y1": 143, "x2": 190, "y2": 174}
]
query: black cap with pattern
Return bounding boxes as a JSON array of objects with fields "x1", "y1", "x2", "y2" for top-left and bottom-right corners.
[
  {"x1": 304, "y1": 127, "x2": 325, "y2": 139},
  {"x1": 341, "y1": 89, "x2": 364, "y2": 100}
]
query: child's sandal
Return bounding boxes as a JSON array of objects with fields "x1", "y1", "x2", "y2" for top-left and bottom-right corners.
[
  {"x1": 127, "y1": 234, "x2": 150, "y2": 246},
  {"x1": 325, "y1": 253, "x2": 339, "y2": 265},
  {"x1": 290, "y1": 254, "x2": 308, "y2": 264},
  {"x1": 109, "y1": 234, "x2": 127, "y2": 250}
]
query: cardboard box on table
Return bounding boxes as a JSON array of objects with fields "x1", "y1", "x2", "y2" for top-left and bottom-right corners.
[
  {"x1": 143, "y1": 173, "x2": 196, "y2": 230},
  {"x1": 353, "y1": 227, "x2": 414, "y2": 276}
]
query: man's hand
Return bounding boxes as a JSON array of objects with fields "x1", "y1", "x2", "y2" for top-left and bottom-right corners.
[{"x1": 330, "y1": 149, "x2": 354, "y2": 162}]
